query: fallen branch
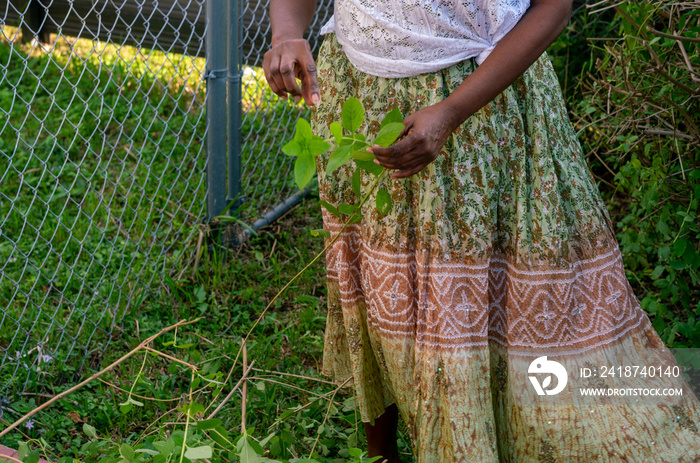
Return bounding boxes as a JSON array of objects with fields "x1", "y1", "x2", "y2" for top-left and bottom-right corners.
[{"x1": 0, "y1": 318, "x2": 202, "y2": 439}]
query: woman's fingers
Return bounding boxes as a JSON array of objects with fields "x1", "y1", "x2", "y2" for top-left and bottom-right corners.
[
  {"x1": 391, "y1": 163, "x2": 428, "y2": 179},
  {"x1": 262, "y1": 39, "x2": 320, "y2": 105},
  {"x1": 279, "y1": 56, "x2": 304, "y2": 101},
  {"x1": 299, "y1": 59, "x2": 320, "y2": 104},
  {"x1": 262, "y1": 53, "x2": 284, "y2": 98},
  {"x1": 371, "y1": 134, "x2": 416, "y2": 166},
  {"x1": 367, "y1": 103, "x2": 456, "y2": 178}
]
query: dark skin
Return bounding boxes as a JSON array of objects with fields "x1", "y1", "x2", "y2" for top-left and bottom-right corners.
[{"x1": 264, "y1": 0, "x2": 574, "y2": 460}]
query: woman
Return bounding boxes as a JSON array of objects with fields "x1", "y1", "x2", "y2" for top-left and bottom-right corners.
[{"x1": 263, "y1": 1, "x2": 700, "y2": 461}]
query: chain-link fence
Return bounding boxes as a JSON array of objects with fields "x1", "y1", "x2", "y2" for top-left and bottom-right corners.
[{"x1": 0, "y1": 0, "x2": 208, "y2": 395}]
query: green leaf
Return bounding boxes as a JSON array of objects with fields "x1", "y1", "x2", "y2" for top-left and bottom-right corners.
[
  {"x1": 209, "y1": 426, "x2": 232, "y2": 447},
  {"x1": 341, "y1": 97, "x2": 364, "y2": 133},
  {"x1": 683, "y1": 241, "x2": 696, "y2": 265},
  {"x1": 348, "y1": 215, "x2": 362, "y2": 224},
  {"x1": 237, "y1": 436, "x2": 261, "y2": 463},
  {"x1": 119, "y1": 402, "x2": 133, "y2": 414},
  {"x1": 83, "y1": 423, "x2": 97, "y2": 438},
  {"x1": 380, "y1": 107, "x2": 403, "y2": 128},
  {"x1": 129, "y1": 397, "x2": 144, "y2": 407},
  {"x1": 373, "y1": 122, "x2": 405, "y2": 147},
  {"x1": 319, "y1": 200, "x2": 340, "y2": 217},
  {"x1": 18, "y1": 442, "x2": 28, "y2": 460},
  {"x1": 352, "y1": 169, "x2": 362, "y2": 197},
  {"x1": 282, "y1": 139, "x2": 304, "y2": 157},
  {"x1": 295, "y1": 153, "x2": 316, "y2": 190},
  {"x1": 184, "y1": 445, "x2": 213, "y2": 461},
  {"x1": 338, "y1": 203, "x2": 358, "y2": 215},
  {"x1": 353, "y1": 139, "x2": 370, "y2": 150},
  {"x1": 178, "y1": 401, "x2": 205, "y2": 416},
  {"x1": 674, "y1": 238, "x2": 688, "y2": 257},
  {"x1": 295, "y1": 118, "x2": 313, "y2": 140},
  {"x1": 190, "y1": 402, "x2": 206, "y2": 415},
  {"x1": 670, "y1": 259, "x2": 687, "y2": 270},
  {"x1": 354, "y1": 159, "x2": 384, "y2": 176},
  {"x1": 120, "y1": 444, "x2": 135, "y2": 462},
  {"x1": 309, "y1": 229, "x2": 331, "y2": 238},
  {"x1": 259, "y1": 432, "x2": 275, "y2": 448},
  {"x1": 656, "y1": 219, "x2": 671, "y2": 236},
  {"x1": 351, "y1": 147, "x2": 375, "y2": 162},
  {"x1": 196, "y1": 418, "x2": 223, "y2": 431},
  {"x1": 326, "y1": 145, "x2": 353, "y2": 174},
  {"x1": 308, "y1": 136, "x2": 331, "y2": 157},
  {"x1": 376, "y1": 189, "x2": 392, "y2": 217},
  {"x1": 135, "y1": 449, "x2": 160, "y2": 456},
  {"x1": 330, "y1": 121, "x2": 343, "y2": 144},
  {"x1": 24, "y1": 450, "x2": 40, "y2": 463},
  {"x1": 153, "y1": 440, "x2": 175, "y2": 456},
  {"x1": 650, "y1": 266, "x2": 665, "y2": 280}
]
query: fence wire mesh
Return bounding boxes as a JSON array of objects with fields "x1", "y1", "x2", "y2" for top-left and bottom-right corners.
[{"x1": 0, "y1": 0, "x2": 207, "y2": 395}]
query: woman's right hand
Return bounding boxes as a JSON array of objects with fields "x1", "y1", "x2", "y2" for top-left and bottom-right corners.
[{"x1": 263, "y1": 38, "x2": 320, "y2": 106}]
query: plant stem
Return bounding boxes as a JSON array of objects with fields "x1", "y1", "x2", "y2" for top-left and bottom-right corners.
[
  {"x1": 308, "y1": 375, "x2": 352, "y2": 458},
  {"x1": 241, "y1": 338, "x2": 247, "y2": 433},
  {"x1": 179, "y1": 370, "x2": 196, "y2": 463},
  {"x1": 124, "y1": 353, "x2": 148, "y2": 405},
  {"x1": 207, "y1": 168, "x2": 386, "y2": 419}
]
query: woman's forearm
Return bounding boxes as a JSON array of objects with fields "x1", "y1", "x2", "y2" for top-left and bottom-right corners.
[
  {"x1": 439, "y1": 0, "x2": 574, "y2": 130},
  {"x1": 270, "y1": 0, "x2": 318, "y2": 46}
]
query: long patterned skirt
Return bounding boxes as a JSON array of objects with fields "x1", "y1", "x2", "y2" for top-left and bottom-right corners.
[{"x1": 310, "y1": 33, "x2": 700, "y2": 462}]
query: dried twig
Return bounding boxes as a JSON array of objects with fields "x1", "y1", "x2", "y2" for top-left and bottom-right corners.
[{"x1": 0, "y1": 318, "x2": 202, "y2": 438}]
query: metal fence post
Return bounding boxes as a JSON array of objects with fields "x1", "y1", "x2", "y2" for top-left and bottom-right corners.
[
  {"x1": 227, "y1": 0, "x2": 244, "y2": 216},
  {"x1": 206, "y1": 0, "x2": 228, "y2": 221}
]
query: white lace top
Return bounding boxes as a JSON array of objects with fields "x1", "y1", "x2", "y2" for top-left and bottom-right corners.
[{"x1": 319, "y1": 0, "x2": 531, "y2": 78}]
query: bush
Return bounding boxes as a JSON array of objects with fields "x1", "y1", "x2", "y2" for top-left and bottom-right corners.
[{"x1": 553, "y1": 1, "x2": 700, "y2": 346}]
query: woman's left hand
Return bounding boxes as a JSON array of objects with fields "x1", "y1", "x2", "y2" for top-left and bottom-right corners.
[{"x1": 369, "y1": 102, "x2": 460, "y2": 179}]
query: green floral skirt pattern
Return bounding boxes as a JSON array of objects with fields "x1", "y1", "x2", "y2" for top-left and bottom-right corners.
[{"x1": 310, "y1": 34, "x2": 700, "y2": 463}]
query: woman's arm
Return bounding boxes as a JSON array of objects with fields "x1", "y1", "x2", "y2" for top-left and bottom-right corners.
[
  {"x1": 371, "y1": 0, "x2": 575, "y2": 179},
  {"x1": 263, "y1": 0, "x2": 320, "y2": 106}
]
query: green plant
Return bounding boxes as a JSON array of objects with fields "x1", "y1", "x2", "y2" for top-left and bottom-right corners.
[
  {"x1": 282, "y1": 97, "x2": 405, "y2": 220},
  {"x1": 569, "y1": 1, "x2": 700, "y2": 347}
]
